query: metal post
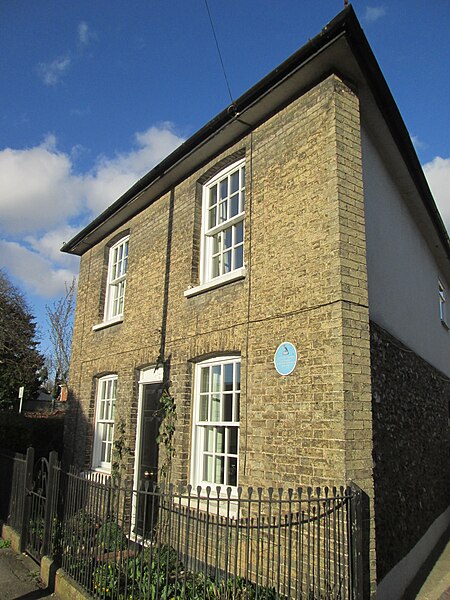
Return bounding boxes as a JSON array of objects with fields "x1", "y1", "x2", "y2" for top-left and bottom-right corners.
[
  {"x1": 20, "y1": 447, "x2": 34, "y2": 553},
  {"x1": 41, "y1": 451, "x2": 58, "y2": 558},
  {"x1": 349, "y1": 483, "x2": 370, "y2": 600}
]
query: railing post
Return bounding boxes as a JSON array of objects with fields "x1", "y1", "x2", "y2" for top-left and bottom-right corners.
[
  {"x1": 20, "y1": 446, "x2": 34, "y2": 553},
  {"x1": 41, "y1": 451, "x2": 58, "y2": 558},
  {"x1": 349, "y1": 482, "x2": 370, "y2": 600}
]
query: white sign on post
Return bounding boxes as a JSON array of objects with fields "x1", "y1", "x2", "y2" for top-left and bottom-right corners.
[{"x1": 18, "y1": 386, "x2": 24, "y2": 414}]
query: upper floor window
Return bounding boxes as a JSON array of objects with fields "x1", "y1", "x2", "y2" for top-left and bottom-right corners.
[
  {"x1": 92, "y1": 375, "x2": 117, "y2": 471},
  {"x1": 201, "y1": 161, "x2": 245, "y2": 284},
  {"x1": 439, "y1": 280, "x2": 448, "y2": 327},
  {"x1": 105, "y1": 237, "x2": 129, "y2": 321},
  {"x1": 191, "y1": 357, "x2": 241, "y2": 489}
]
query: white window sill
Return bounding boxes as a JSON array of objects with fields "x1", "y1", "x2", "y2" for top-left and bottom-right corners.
[
  {"x1": 184, "y1": 267, "x2": 246, "y2": 298},
  {"x1": 93, "y1": 316, "x2": 124, "y2": 331},
  {"x1": 179, "y1": 487, "x2": 240, "y2": 518},
  {"x1": 81, "y1": 468, "x2": 111, "y2": 480}
]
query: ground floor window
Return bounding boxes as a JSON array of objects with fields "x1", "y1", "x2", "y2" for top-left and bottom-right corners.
[
  {"x1": 92, "y1": 375, "x2": 117, "y2": 471},
  {"x1": 192, "y1": 357, "x2": 240, "y2": 488}
]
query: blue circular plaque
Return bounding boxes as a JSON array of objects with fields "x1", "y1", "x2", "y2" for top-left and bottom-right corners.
[{"x1": 274, "y1": 342, "x2": 297, "y2": 376}]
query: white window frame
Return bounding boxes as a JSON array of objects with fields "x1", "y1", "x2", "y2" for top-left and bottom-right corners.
[
  {"x1": 201, "y1": 161, "x2": 245, "y2": 283},
  {"x1": 104, "y1": 236, "x2": 129, "y2": 323},
  {"x1": 439, "y1": 280, "x2": 448, "y2": 327},
  {"x1": 92, "y1": 375, "x2": 117, "y2": 472},
  {"x1": 191, "y1": 356, "x2": 240, "y2": 492}
]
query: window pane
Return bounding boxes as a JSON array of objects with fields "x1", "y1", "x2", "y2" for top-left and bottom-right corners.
[
  {"x1": 215, "y1": 457, "x2": 224, "y2": 484},
  {"x1": 236, "y1": 362, "x2": 241, "y2": 389},
  {"x1": 209, "y1": 184, "x2": 217, "y2": 207},
  {"x1": 216, "y1": 427, "x2": 225, "y2": 453},
  {"x1": 229, "y1": 428, "x2": 238, "y2": 454},
  {"x1": 235, "y1": 395, "x2": 240, "y2": 421},
  {"x1": 235, "y1": 221, "x2": 243, "y2": 245},
  {"x1": 199, "y1": 396, "x2": 208, "y2": 421},
  {"x1": 219, "y1": 200, "x2": 227, "y2": 223},
  {"x1": 223, "y1": 251, "x2": 232, "y2": 273},
  {"x1": 208, "y1": 207, "x2": 217, "y2": 229},
  {"x1": 228, "y1": 457, "x2": 237, "y2": 486},
  {"x1": 212, "y1": 233, "x2": 220, "y2": 255},
  {"x1": 204, "y1": 427, "x2": 214, "y2": 451},
  {"x1": 211, "y1": 395, "x2": 220, "y2": 421},
  {"x1": 200, "y1": 367, "x2": 209, "y2": 393},
  {"x1": 220, "y1": 179, "x2": 228, "y2": 200},
  {"x1": 230, "y1": 171, "x2": 239, "y2": 194},
  {"x1": 224, "y1": 364, "x2": 233, "y2": 391},
  {"x1": 203, "y1": 455, "x2": 213, "y2": 482},
  {"x1": 211, "y1": 255, "x2": 220, "y2": 278},
  {"x1": 223, "y1": 394, "x2": 233, "y2": 421},
  {"x1": 230, "y1": 194, "x2": 239, "y2": 217},
  {"x1": 212, "y1": 366, "x2": 221, "y2": 392},
  {"x1": 241, "y1": 190, "x2": 245, "y2": 211},
  {"x1": 234, "y1": 245, "x2": 243, "y2": 269},
  {"x1": 100, "y1": 441, "x2": 106, "y2": 463},
  {"x1": 241, "y1": 165, "x2": 245, "y2": 186},
  {"x1": 223, "y1": 227, "x2": 232, "y2": 250}
]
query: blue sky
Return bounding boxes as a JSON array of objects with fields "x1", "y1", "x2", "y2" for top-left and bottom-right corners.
[{"x1": 0, "y1": 1, "x2": 449, "y2": 356}]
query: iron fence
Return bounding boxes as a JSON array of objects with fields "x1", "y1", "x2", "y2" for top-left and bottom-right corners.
[
  {"x1": 0, "y1": 449, "x2": 364, "y2": 599},
  {"x1": 0, "y1": 448, "x2": 27, "y2": 535},
  {"x1": 59, "y1": 469, "x2": 356, "y2": 599}
]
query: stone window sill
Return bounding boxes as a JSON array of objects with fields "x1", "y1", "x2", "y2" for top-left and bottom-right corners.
[
  {"x1": 93, "y1": 316, "x2": 124, "y2": 331},
  {"x1": 184, "y1": 268, "x2": 246, "y2": 298}
]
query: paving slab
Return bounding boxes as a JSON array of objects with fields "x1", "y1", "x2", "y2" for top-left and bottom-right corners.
[
  {"x1": 415, "y1": 538, "x2": 450, "y2": 600},
  {"x1": 0, "y1": 548, "x2": 56, "y2": 600}
]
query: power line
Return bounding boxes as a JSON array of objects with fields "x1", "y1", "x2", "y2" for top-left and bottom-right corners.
[{"x1": 203, "y1": 0, "x2": 234, "y2": 105}]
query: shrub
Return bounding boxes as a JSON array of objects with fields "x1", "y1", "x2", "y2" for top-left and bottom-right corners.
[{"x1": 95, "y1": 521, "x2": 127, "y2": 552}]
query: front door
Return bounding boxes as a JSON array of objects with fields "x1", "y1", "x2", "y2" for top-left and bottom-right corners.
[{"x1": 135, "y1": 379, "x2": 163, "y2": 535}]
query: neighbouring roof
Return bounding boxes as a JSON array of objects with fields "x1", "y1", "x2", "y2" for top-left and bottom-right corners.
[{"x1": 61, "y1": 5, "x2": 450, "y2": 273}]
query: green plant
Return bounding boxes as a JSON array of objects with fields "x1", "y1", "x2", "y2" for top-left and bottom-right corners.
[
  {"x1": 0, "y1": 538, "x2": 11, "y2": 549},
  {"x1": 95, "y1": 521, "x2": 127, "y2": 552},
  {"x1": 63, "y1": 508, "x2": 98, "y2": 556},
  {"x1": 154, "y1": 354, "x2": 177, "y2": 481},
  {"x1": 93, "y1": 562, "x2": 122, "y2": 597},
  {"x1": 111, "y1": 418, "x2": 131, "y2": 479}
]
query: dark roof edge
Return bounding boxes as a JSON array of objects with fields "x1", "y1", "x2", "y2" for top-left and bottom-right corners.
[{"x1": 61, "y1": 6, "x2": 353, "y2": 254}]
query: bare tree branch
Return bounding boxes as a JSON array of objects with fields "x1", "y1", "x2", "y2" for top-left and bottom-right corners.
[{"x1": 46, "y1": 278, "x2": 76, "y2": 389}]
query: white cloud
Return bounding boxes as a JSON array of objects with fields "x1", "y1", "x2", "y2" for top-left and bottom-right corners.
[
  {"x1": 364, "y1": 6, "x2": 386, "y2": 23},
  {"x1": 0, "y1": 137, "x2": 83, "y2": 234},
  {"x1": 37, "y1": 55, "x2": 71, "y2": 86},
  {"x1": 424, "y1": 156, "x2": 450, "y2": 235},
  {"x1": 0, "y1": 240, "x2": 77, "y2": 298},
  {"x1": 411, "y1": 135, "x2": 426, "y2": 151},
  {"x1": 84, "y1": 123, "x2": 184, "y2": 214},
  {"x1": 0, "y1": 123, "x2": 184, "y2": 299},
  {"x1": 78, "y1": 21, "x2": 96, "y2": 46},
  {"x1": 26, "y1": 226, "x2": 81, "y2": 266}
]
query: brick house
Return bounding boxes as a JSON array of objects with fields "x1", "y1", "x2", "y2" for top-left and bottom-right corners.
[{"x1": 62, "y1": 7, "x2": 450, "y2": 598}]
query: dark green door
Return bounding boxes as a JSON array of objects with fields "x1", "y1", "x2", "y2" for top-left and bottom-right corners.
[{"x1": 136, "y1": 382, "x2": 163, "y2": 535}]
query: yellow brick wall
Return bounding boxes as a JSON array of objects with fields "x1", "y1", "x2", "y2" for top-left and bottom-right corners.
[{"x1": 66, "y1": 73, "x2": 374, "y2": 558}]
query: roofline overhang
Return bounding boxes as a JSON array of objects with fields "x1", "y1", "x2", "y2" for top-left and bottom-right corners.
[{"x1": 61, "y1": 5, "x2": 450, "y2": 266}]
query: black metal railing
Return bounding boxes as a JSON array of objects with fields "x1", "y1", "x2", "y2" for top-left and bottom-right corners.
[
  {"x1": 0, "y1": 448, "x2": 365, "y2": 599},
  {"x1": 59, "y1": 469, "x2": 356, "y2": 599},
  {"x1": 0, "y1": 448, "x2": 27, "y2": 535}
]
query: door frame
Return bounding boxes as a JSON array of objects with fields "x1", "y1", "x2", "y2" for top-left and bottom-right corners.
[{"x1": 131, "y1": 366, "x2": 163, "y2": 536}]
